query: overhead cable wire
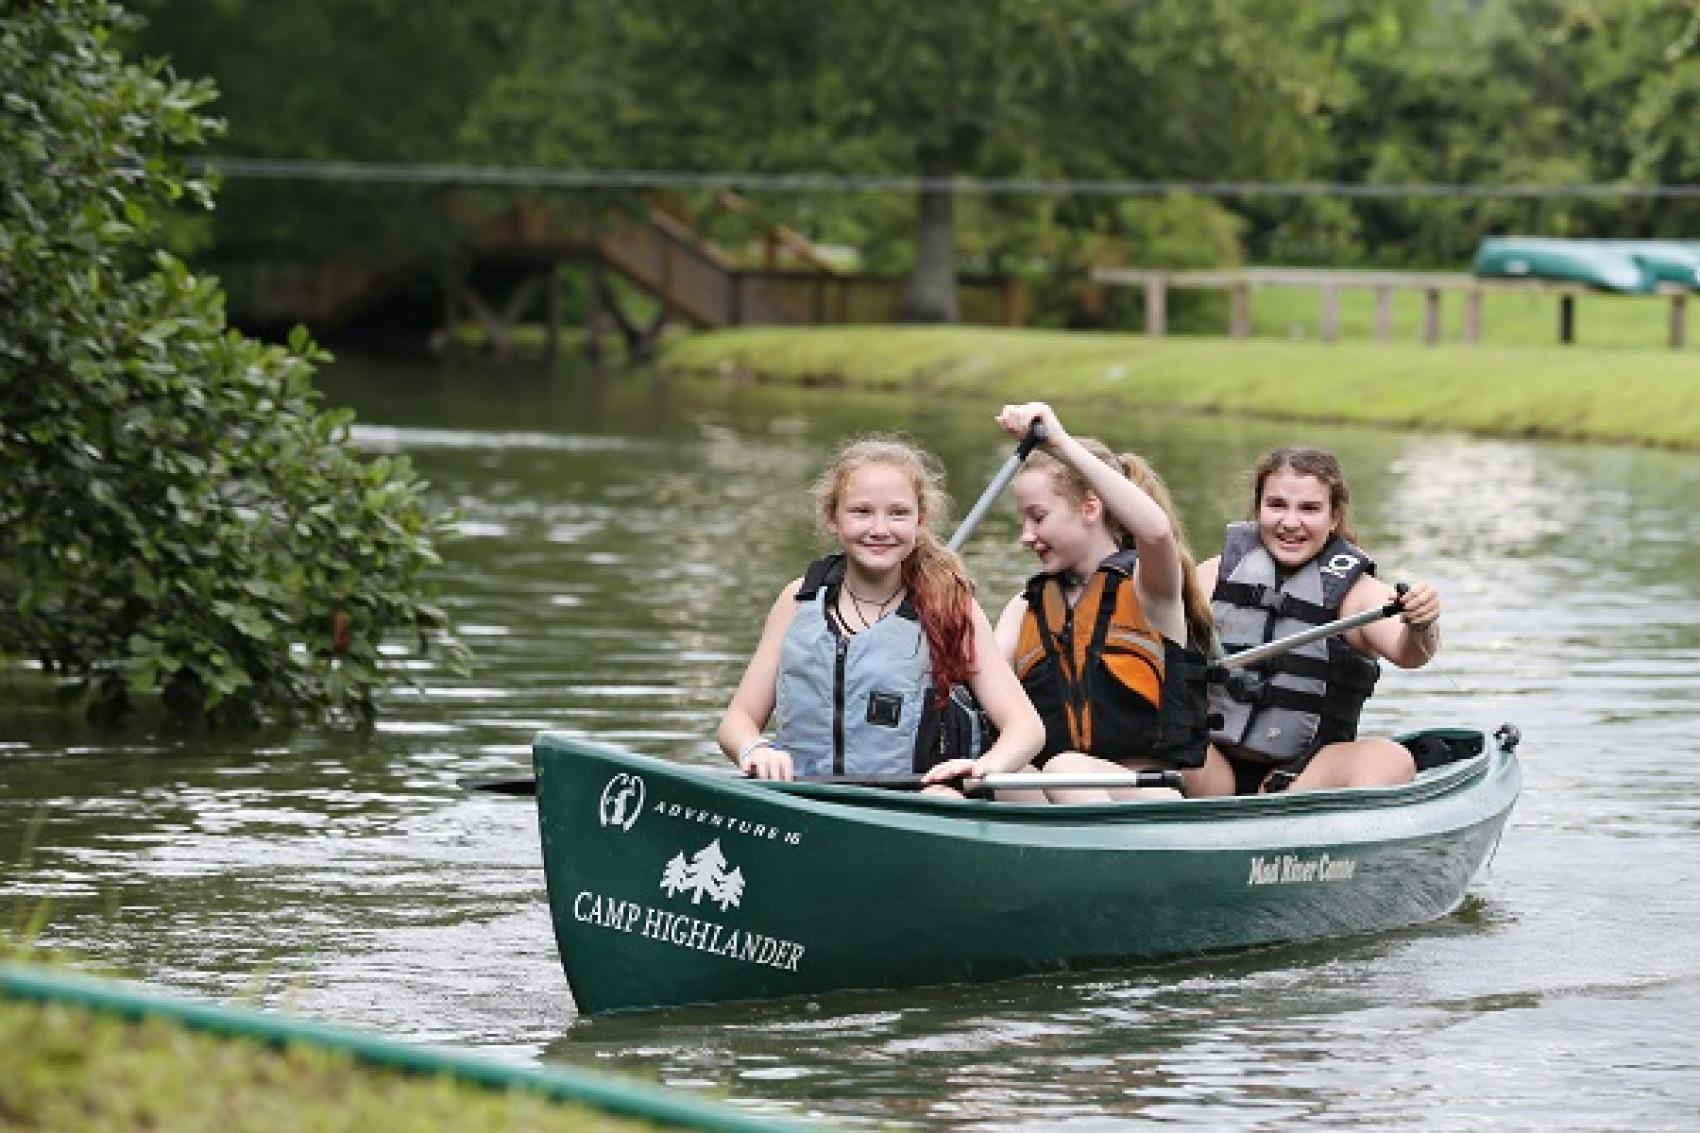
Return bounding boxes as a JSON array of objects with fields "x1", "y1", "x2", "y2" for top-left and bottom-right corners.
[{"x1": 189, "y1": 157, "x2": 1700, "y2": 200}]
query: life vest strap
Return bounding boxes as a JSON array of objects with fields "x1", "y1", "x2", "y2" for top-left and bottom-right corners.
[
  {"x1": 797, "y1": 555, "x2": 845, "y2": 601},
  {"x1": 1229, "y1": 650, "x2": 1381, "y2": 694},
  {"x1": 1213, "y1": 580, "x2": 1334, "y2": 626},
  {"x1": 1221, "y1": 671, "x2": 1364, "y2": 729}
]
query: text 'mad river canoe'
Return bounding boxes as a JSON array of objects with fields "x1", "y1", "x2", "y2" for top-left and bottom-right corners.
[{"x1": 534, "y1": 726, "x2": 1521, "y2": 1015}]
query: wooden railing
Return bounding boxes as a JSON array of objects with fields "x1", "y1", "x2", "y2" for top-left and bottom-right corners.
[
  {"x1": 597, "y1": 209, "x2": 804, "y2": 327},
  {"x1": 1094, "y1": 266, "x2": 1692, "y2": 348}
]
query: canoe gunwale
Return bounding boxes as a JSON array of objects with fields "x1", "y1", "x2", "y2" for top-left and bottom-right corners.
[{"x1": 533, "y1": 726, "x2": 1504, "y2": 829}]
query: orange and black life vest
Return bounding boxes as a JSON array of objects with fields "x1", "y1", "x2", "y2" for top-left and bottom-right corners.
[{"x1": 1015, "y1": 549, "x2": 1171, "y2": 764}]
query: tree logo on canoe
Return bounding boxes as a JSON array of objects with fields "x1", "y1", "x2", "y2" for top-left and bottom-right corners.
[
  {"x1": 599, "y1": 773, "x2": 646, "y2": 832},
  {"x1": 660, "y1": 839, "x2": 745, "y2": 911}
]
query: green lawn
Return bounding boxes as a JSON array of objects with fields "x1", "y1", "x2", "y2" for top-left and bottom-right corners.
[{"x1": 662, "y1": 325, "x2": 1700, "y2": 449}]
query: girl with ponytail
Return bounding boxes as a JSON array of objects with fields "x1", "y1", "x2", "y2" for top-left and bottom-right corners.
[
  {"x1": 718, "y1": 437, "x2": 1043, "y2": 788},
  {"x1": 992, "y1": 402, "x2": 1235, "y2": 800}
]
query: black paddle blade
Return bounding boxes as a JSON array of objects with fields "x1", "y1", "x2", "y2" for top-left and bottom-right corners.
[{"x1": 459, "y1": 776, "x2": 538, "y2": 797}]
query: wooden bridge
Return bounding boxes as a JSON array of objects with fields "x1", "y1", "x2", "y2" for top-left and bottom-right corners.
[{"x1": 227, "y1": 193, "x2": 1025, "y2": 359}]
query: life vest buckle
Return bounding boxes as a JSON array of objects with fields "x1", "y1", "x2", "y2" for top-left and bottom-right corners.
[{"x1": 1224, "y1": 669, "x2": 1266, "y2": 702}]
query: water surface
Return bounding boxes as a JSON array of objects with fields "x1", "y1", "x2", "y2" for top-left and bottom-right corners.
[{"x1": 4, "y1": 356, "x2": 1699, "y2": 1128}]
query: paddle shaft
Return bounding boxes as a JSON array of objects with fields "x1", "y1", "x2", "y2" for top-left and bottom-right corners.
[
  {"x1": 462, "y1": 767, "x2": 1182, "y2": 796},
  {"x1": 972, "y1": 770, "x2": 1183, "y2": 791},
  {"x1": 802, "y1": 769, "x2": 1181, "y2": 791},
  {"x1": 946, "y1": 421, "x2": 1046, "y2": 552},
  {"x1": 1214, "y1": 584, "x2": 1408, "y2": 672}
]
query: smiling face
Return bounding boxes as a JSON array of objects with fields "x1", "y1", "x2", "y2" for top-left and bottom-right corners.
[
  {"x1": 825, "y1": 461, "x2": 922, "y2": 579},
  {"x1": 1256, "y1": 467, "x2": 1340, "y2": 569},
  {"x1": 1012, "y1": 468, "x2": 1103, "y2": 577}
]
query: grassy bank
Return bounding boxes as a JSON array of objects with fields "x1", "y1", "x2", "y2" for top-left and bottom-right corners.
[
  {"x1": 0, "y1": 997, "x2": 645, "y2": 1132},
  {"x1": 661, "y1": 326, "x2": 1700, "y2": 450},
  {"x1": 0, "y1": 960, "x2": 790, "y2": 1133}
]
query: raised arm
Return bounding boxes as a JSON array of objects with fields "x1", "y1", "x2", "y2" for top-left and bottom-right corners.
[
  {"x1": 715, "y1": 579, "x2": 803, "y2": 780},
  {"x1": 996, "y1": 401, "x2": 1184, "y2": 624}
]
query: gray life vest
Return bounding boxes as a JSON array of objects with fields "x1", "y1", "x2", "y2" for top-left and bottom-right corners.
[
  {"x1": 773, "y1": 555, "x2": 972, "y2": 778},
  {"x1": 1208, "y1": 522, "x2": 1381, "y2": 763}
]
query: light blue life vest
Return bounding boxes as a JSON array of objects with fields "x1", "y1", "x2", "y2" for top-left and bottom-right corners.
[
  {"x1": 773, "y1": 555, "x2": 935, "y2": 778},
  {"x1": 1208, "y1": 522, "x2": 1381, "y2": 763}
]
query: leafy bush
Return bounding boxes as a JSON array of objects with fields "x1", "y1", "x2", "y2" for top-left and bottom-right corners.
[
  {"x1": 1097, "y1": 193, "x2": 1249, "y2": 333},
  {"x1": 0, "y1": 0, "x2": 467, "y2": 723}
]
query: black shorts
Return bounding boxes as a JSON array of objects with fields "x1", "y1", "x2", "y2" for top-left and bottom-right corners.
[{"x1": 1225, "y1": 750, "x2": 1305, "y2": 795}]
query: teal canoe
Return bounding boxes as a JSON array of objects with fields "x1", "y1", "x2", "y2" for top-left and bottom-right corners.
[
  {"x1": 1600, "y1": 240, "x2": 1700, "y2": 289},
  {"x1": 534, "y1": 727, "x2": 1521, "y2": 1015},
  {"x1": 1472, "y1": 236, "x2": 1654, "y2": 293}
]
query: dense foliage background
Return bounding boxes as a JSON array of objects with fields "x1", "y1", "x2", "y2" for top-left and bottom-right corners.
[
  {"x1": 124, "y1": 0, "x2": 1700, "y2": 326},
  {"x1": 1, "y1": 0, "x2": 467, "y2": 723}
]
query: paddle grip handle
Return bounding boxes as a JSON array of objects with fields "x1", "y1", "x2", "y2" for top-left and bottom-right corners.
[
  {"x1": 1014, "y1": 419, "x2": 1048, "y2": 459},
  {"x1": 1380, "y1": 581, "x2": 1411, "y2": 618}
]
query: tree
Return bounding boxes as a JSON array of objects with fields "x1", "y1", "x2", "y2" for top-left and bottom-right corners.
[
  {"x1": 125, "y1": 0, "x2": 531, "y2": 267},
  {"x1": 467, "y1": 0, "x2": 1324, "y2": 322},
  {"x1": 0, "y1": 0, "x2": 467, "y2": 724},
  {"x1": 1298, "y1": 0, "x2": 1700, "y2": 264}
]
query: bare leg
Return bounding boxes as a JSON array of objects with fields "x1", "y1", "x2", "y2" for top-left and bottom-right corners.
[
  {"x1": 1181, "y1": 744, "x2": 1236, "y2": 798},
  {"x1": 1041, "y1": 751, "x2": 1184, "y2": 803},
  {"x1": 1286, "y1": 737, "x2": 1415, "y2": 791}
]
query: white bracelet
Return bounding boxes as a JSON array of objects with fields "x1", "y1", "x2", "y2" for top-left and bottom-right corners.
[{"x1": 736, "y1": 736, "x2": 774, "y2": 764}]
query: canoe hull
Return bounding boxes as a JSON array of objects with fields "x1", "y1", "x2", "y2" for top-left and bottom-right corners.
[
  {"x1": 1472, "y1": 236, "x2": 1655, "y2": 293},
  {"x1": 534, "y1": 730, "x2": 1520, "y2": 1014}
]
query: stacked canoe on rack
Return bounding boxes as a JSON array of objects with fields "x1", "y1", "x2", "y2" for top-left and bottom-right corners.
[{"x1": 1473, "y1": 237, "x2": 1700, "y2": 293}]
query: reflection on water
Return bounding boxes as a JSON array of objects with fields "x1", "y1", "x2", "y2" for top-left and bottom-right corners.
[{"x1": 5, "y1": 357, "x2": 1700, "y2": 1127}]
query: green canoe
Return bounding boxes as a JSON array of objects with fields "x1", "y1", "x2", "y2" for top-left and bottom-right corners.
[
  {"x1": 533, "y1": 727, "x2": 1521, "y2": 1015},
  {"x1": 1472, "y1": 236, "x2": 1655, "y2": 293}
]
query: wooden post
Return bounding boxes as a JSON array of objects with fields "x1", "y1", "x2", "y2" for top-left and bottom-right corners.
[
  {"x1": 543, "y1": 262, "x2": 561, "y2": 364},
  {"x1": 437, "y1": 272, "x2": 460, "y2": 356},
  {"x1": 1671, "y1": 292, "x2": 1688, "y2": 349},
  {"x1": 1001, "y1": 277, "x2": 1026, "y2": 327},
  {"x1": 584, "y1": 259, "x2": 604, "y2": 361},
  {"x1": 1320, "y1": 282, "x2": 1339, "y2": 343},
  {"x1": 1423, "y1": 289, "x2": 1441, "y2": 345},
  {"x1": 1464, "y1": 290, "x2": 1482, "y2": 343},
  {"x1": 1144, "y1": 274, "x2": 1167, "y2": 337},
  {"x1": 1229, "y1": 282, "x2": 1250, "y2": 339},
  {"x1": 1559, "y1": 294, "x2": 1576, "y2": 344},
  {"x1": 1374, "y1": 287, "x2": 1392, "y2": 342}
]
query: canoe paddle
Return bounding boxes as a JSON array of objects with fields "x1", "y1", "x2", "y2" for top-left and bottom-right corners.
[
  {"x1": 460, "y1": 767, "x2": 1181, "y2": 797},
  {"x1": 946, "y1": 420, "x2": 1046, "y2": 552},
  {"x1": 1210, "y1": 583, "x2": 1410, "y2": 675}
]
